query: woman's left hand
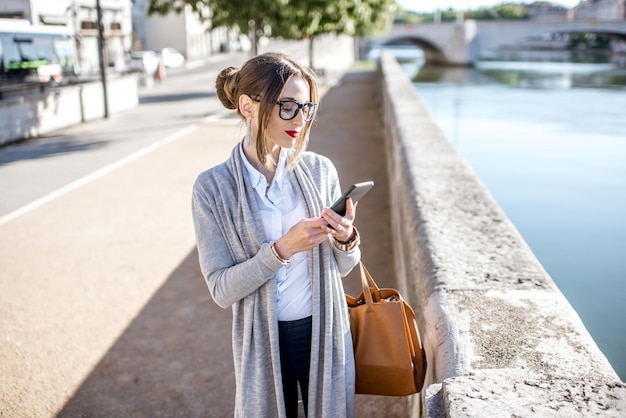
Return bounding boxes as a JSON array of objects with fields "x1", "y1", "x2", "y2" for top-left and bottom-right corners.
[{"x1": 321, "y1": 198, "x2": 357, "y2": 242}]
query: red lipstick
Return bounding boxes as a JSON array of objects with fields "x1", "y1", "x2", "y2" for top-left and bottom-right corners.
[{"x1": 286, "y1": 130, "x2": 299, "y2": 138}]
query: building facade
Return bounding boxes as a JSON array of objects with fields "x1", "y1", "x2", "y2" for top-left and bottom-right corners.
[
  {"x1": 524, "y1": 0, "x2": 626, "y2": 22},
  {"x1": 131, "y1": 0, "x2": 229, "y2": 61},
  {"x1": 0, "y1": 0, "x2": 133, "y2": 75},
  {"x1": 526, "y1": 1, "x2": 570, "y2": 22},
  {"x1": 1, "y1": 0, "x2": 235, "y2": 79},
  {"x1": 574, "y1": 0, "x2": 626, "y2": 20}
]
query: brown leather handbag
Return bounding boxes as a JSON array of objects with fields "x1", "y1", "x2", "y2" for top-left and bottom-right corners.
[{"x1": 346, "y1": 263, "x2": 427, "y2": 396}]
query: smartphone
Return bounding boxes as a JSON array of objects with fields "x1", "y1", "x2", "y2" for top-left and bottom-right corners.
[{"x1": 330, "y1": 181, "x2": 374, "y2": 216}]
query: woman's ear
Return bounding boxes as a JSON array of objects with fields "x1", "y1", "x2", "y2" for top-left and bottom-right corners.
[{"x1": 239, "y1": 94, "x2": 255, "y2": 119}]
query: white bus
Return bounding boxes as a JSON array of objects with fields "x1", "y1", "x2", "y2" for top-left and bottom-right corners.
[{"x1": 0, "y1": 19, "x2": 79, "y2": 86}]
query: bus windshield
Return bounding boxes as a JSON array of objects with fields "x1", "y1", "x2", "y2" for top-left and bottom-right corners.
[{"x1": 0, "y1": 29, "x2": 77, "y2": 84}]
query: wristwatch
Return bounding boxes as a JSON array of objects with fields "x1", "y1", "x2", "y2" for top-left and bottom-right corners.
[{"x1": 332, "y1": 227, "x2": 360, "y2": 252}]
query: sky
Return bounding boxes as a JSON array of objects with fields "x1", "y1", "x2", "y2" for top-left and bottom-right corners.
[{"x1": 396, "y1": 0, "x2": 583, "y2": 13}]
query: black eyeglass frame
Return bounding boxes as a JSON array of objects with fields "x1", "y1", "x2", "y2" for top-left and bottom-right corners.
[{"x1": 248, "y1": 94, "x2": 318, "y2": 122}]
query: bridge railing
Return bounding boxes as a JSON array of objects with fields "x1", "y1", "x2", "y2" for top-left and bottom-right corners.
[{"x1": 377, "y1": 51, "x2": 626, "y2": 417}]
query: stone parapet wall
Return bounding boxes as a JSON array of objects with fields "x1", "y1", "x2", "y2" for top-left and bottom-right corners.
[{"x1": 378, "y1": 51, "x2": 626, "y2": 417}]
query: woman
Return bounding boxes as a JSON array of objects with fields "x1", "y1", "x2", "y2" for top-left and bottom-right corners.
[{"x1": 191, "y1": 52, "x2": 360, "y2": 418}]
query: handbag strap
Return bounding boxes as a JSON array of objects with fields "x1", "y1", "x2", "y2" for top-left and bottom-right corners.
[{"x1": 359, "y1": 262, "x2": 382, "y2": 304}]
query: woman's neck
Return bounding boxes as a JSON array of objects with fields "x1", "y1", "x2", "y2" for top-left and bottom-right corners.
[{"x1": 243, "y1": 142, "x2": 279, "y2": 183}]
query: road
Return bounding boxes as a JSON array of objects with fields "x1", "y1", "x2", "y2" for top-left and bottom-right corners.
[{"x1": 0, "y1": 52, "x2": 247, "y2": 222}]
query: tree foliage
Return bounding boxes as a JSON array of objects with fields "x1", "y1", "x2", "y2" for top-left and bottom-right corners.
[
  {"x1": 148, "y1": 0, "x2": 395, "y2": 58},
  {"x1": 491, "y1": 4, "x2": 529, "y2": 20},
  {"x1": 272, "y1": 0, "x2": 395, "y2": 66},
  {"x1": 398, "y1": 2, "x2": 530, "y2": 23},
  {"x1": 271, "y1": 0, "x2": 394, "y2": 39},
  {"x1": 393, "y1": 7, "x2": 422, "y2": 25}
]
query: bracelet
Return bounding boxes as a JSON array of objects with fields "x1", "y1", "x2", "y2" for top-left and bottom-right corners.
[
  {"x1": 336, "y1": 227, "x2": 357, "y2": 244},
  {"x1": 332, "y1": 227, "x2": 360, "y2": 252},
  {"x1": 270, "y1": 241, "x2": 290, "y2": 265}
]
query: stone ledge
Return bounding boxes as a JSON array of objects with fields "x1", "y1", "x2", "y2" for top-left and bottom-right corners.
[
  {"x1": 440, "y1": 370, "x2": 626, "y2": 417},
  {"x1": 378, "y1": 50, "x2": 623, "y2": 417}
]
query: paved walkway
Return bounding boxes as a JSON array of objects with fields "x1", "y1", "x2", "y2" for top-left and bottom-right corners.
[{"x1": 0, "y1": 64, "x2": 410, "y2": 417}]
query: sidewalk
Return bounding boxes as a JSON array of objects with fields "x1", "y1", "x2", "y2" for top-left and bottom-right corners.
[{"x1": 0, "y1": 66, "x2": 408, "y2": 417}]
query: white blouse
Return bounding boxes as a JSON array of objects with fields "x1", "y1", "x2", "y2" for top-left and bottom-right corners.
[{"x1": 239, "y1": 142, "x2": 312, "y2": 321}]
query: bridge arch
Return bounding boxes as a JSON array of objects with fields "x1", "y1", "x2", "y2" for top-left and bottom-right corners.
[
  {"x1": 370, "y1": 20, "x2": 626, "y2": 66},
  {"x1": 375, "y1": 36, "x2": 448, "y2": 65}
]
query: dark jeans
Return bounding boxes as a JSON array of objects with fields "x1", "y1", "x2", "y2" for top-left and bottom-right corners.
[{"x1": 278, "y1": 316, "x2": 312, "y2": 418}]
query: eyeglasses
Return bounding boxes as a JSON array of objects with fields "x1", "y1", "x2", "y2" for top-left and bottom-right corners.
[
  {"x1": 248, "y1": 95, "x2": 317, "y2": 122},
  {"x1": 276, "y1": 99, "x2": 317, "y2": 122}
]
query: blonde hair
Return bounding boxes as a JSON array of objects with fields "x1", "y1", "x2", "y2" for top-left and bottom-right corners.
[{"x1": 215, "y1": 52, "x2": 319, "y2": 168}]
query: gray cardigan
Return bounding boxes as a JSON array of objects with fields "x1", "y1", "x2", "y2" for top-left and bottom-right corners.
[{"x1": 191, "y1": 144, "x2": 360, "y2": 418}]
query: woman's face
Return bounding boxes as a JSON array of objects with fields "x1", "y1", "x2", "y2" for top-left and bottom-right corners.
[{"x1": 264, "y1": 76, "x2": 311, "y2": 152}]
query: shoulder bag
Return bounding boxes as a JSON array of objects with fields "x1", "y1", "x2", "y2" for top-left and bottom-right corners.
[{"x1": 346, "y1": 262, "x2": 427, "y2": 396}]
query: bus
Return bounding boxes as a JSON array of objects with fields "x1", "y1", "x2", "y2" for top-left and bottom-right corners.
[{"x1": 0, "y1": 19, "x2": 79, "y2": 86}]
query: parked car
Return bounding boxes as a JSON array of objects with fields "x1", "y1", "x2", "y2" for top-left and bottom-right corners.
[
  {"x1": 129, "y1": 50, "x2": 159, "y2": 75},
  {"x1": 160, "y1": 48, "x2": 185, "y2": 68}
]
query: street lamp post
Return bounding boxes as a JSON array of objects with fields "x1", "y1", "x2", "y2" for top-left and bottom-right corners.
[{"x1": 96, "y1": 0, "x2": 109, "y2": 118}]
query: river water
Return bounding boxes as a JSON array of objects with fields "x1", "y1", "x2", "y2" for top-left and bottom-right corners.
[{"x1": 400, "y1": 52, "x2": 626, "y2": 381}]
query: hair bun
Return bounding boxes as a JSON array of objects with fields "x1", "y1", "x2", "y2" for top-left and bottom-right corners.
[{"x1": 215, "y1": 66, "x2": 239, "y2": 110}]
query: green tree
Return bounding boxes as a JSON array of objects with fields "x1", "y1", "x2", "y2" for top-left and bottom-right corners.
[
  {"x1": 492, "y1": 4, "x2": 529, "y2": 20},
  {"x1": 149, "y1": 0, "x2": 283, "y2": 56},
  {"x1": 405, "y1": 3, "x2": 530, "y2": 22},
  {"x1": 470, "y1": 7, "x2": 498, "y2": 20},
  {"x1": 271, "y1": 0, "x2": 395, "y2": 68},
  {"x1": 393, "y1": 6, "x2": 422, "y2": 24},
  {"x1": 148, "y1": 0, "x2": 395, "y2": 64}
]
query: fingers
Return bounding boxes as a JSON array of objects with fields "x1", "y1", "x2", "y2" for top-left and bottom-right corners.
[
  {"x1": 279, "y1": 202, "x2": 360, "y2": 259},
  {"x1": 344, "y1": 197, "x2": 358, "y2": 218},
  {"x1": 303, "y1": 219, "x2": 332, "y2": 243},
  {"x1": 322, "y1": 211, "x2": 350, "y2": 230},
  {"x1": 323, "y1": 224, "x2": 353, "y2": 242},
  {"x1": 322, "y1": 200, "x2": 356, "y2": 242},
  {"x1": 278, "y1": 218, "x2": 329, "y2": 258}
]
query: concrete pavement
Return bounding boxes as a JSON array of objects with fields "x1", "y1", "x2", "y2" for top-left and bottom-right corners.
[{"x1": 0, "y1": 62, "x2": 411, "y2": 417}]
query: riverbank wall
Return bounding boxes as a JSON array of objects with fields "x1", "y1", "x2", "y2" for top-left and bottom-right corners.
[{"x1": 378, "y1": 51, "x2": 626, "y2": 417}]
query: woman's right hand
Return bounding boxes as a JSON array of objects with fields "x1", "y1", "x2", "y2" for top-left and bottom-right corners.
[{"x1": 273, "y1": 217, "x2": 329, "y2": 260}]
